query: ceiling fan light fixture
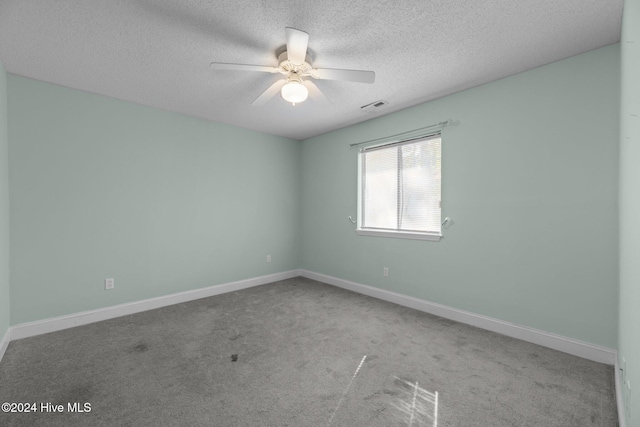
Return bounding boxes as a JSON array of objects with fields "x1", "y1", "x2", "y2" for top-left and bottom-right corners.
[
  {"x1": 210, "y1": 28, "x2": 375, "y2": 107},
  {"x1": 281, "y1": 80, "x2": 308, "y2": 105}
]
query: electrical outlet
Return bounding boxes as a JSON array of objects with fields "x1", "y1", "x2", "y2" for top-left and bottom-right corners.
[
  {"x1": 383, "y1": 267, "x2": 389, "y2": 277},
  {"x1": 105, "y1": 278, "x2": 114, "y2": 290},
  {"x1": 267, "y1": 255, "x2": 271, "y2": 263}
]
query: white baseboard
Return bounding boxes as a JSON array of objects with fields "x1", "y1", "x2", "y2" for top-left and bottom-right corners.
[
  {"x1": 7, "y1": 268, "x2": 617, "y2": 367},
  {"x1": 300, "y1": 269, "x2": 616, "y2": 365},
  {"x1": 10, "y1": 270, "x2": 300, "y2": 341},
  {"x1": 615, "y1": 355, "x2": 627, "y2": 427},
  {"x1": 0, "y1": 328, "x2": 9, "y2": 363}
]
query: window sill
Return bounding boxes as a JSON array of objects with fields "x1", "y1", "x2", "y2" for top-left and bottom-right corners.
[{"x1": 356, "y1": 229, "x2": 442, "y2": 242}]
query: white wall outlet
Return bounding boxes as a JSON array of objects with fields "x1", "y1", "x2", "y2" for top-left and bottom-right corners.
[
  {"x1": 383, "y1": 267, "x2": 389, "y2": 277},
  {"x1": 105, "y1": 278, "x2": 115, "y2": 290},
  {"x1": 267, "y1": 255, "x2": 271, "y2": 263}
]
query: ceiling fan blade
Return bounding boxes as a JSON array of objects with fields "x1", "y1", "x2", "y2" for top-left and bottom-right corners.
[
  {"x1": 312, "y1": 68, "x2": 375, "y2": 84},
  {"x1": 251, "y1": 79, "x2": 287, "y2": 106},
  {"x1": 285, "y1": 27, "x2": 309, "y2": 65},
  {"x1": 210, "y1": 62, "x2": 279, "y2": 73},
  {"x1": 303, "y1": 80, "x2": 332, "y2": 107}
]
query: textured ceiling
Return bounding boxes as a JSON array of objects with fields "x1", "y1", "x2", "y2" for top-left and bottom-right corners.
[{"x1": 0, "y1": 0, "x2": 623, "y2": 140}]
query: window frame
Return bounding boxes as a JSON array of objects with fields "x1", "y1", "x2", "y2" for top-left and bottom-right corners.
[{"x1": 356, "y1": 133, "x2": 442, "y2": 242}]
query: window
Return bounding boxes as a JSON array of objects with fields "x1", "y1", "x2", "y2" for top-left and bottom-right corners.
[{"x1": 357, "y1": 134, "x2": 442, "y2": 241}]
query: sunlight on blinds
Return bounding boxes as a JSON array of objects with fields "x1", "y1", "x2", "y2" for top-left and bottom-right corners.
[
  {"x1": 361, "y1": 135, "x2": 441, "y2": 235},
  {"x1": 363, "y1": 147, "x2": 398, "y2": 229}
]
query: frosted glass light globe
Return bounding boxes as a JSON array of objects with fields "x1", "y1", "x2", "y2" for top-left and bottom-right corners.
[{"x1": 281, "y1": 81, "x2": 309, "y2": 105}]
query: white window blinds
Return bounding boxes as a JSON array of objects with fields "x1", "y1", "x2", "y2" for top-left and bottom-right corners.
[{"x1": 359, "y1": 134, "x2": 442, "y2": 240}]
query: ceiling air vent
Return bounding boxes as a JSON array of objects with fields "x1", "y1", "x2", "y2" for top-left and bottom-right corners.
[{"x1": 360, "y1": 100, "x2": 389, "y2": 114}]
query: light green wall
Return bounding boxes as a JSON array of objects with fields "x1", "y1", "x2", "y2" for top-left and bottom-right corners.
[
  {"x1": 0, "y1": 61, "x2": 9, "y2": 339},
  {"x1": 301, "y1": 44, "x2": 620, "y2": 349},
  {"x1": 619, "y1": 0, "x2": 640, "y2": 423},
  {"x1": 8, "y1": 75, "x2": 300, "y2": 324}
]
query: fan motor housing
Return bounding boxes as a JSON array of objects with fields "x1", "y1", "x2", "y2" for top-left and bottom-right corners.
[{"x1": 277, "y1": 51, "x2": 313, "y2": 75}]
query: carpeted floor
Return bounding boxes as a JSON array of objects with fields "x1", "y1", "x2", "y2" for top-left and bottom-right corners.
[{"x1": 0, "y1": 277, "x2": 618, "y2": 426}]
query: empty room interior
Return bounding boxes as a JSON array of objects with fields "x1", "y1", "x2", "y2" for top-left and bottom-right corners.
[{"x1": 0, "y1": 0, "x2": 639, "y2": 426}]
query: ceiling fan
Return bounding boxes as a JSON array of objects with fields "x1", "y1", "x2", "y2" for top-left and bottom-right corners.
[{"x1": 210, "y1": 27, "x2": 375, "y2": 107}]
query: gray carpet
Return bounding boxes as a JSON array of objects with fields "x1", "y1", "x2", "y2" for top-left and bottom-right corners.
[{"x1": 0, "y1": 277, "x2": 618, "y2": 426}]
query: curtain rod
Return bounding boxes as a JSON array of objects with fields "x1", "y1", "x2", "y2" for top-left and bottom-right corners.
[{"x1": 349, "y1": 119, "x2": 453, "y2": 148}]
